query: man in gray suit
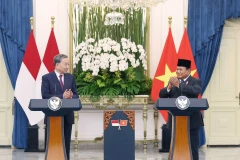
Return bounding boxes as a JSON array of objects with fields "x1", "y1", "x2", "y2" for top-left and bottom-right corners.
[{"x1": 159, "y1": 59, "x2": 203, "y2": 160}]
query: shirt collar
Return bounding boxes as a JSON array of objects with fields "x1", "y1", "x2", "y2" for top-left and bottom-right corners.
[
  {"x1": 54, "y1": 70, "x2": 63, "y2": 78},
  {"x1": 183, "y1": 74, "x2": 190, "y2": 81}
]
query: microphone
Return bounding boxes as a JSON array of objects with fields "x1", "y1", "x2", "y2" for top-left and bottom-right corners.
[
  {"x1": 179, "y1": 79, "x2": 183, "y2": 96},
  {"x1": 54, "y1": 83, "x2": 56, "y2": 97}
]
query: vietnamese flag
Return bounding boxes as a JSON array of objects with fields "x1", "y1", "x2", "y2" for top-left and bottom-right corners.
[
  {"x1": 178, "y1": 27, "x2": 206, "y2": 146},
  {"x1": 178, "y1": 28, "x2": 198, "y2": 78},
  {"x1": 151, "y1": 28, "x2": 178, "y2": 122},
  {"x1": 120, "y1": 120, "x2": 128, "y2": 126}
]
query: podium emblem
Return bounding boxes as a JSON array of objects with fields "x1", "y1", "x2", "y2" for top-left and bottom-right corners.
[
  {"x1": 175, "y1": 96, "x2": 190, "y2": 110},
  {"x1": 48, "y1": 97, "x2": 62, "y2": 111}
]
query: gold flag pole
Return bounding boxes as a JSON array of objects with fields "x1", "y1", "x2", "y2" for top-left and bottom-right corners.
[
  {"x1": 169, "y1": 16, "x2": 172, "y2": 28},
  {"x1": 184, "y1": 16, "x2": 187, "y2": 28},
  {"x1": 69, "y1": 4, "x2": 74, "y2": 74},
  {"x1": 30, "y1": 17, "x2": 34, "y2": 30},
  {"x1": 51, "y1": 16, "x2": 55, "y2": 29},
  {"x1": 146, "y1": 8, "x2": 151, "y2": 77}
]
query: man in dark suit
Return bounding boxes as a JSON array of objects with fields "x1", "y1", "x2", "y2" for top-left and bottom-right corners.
[
  {"x1": 159, "y1": 59, "x2": 203, "y2": 160},
  {"x1": 41, "y1": 54, "x2": 79, "y2": 160}
]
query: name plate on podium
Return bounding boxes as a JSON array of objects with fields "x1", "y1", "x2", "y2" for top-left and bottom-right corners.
[{"x1": 104, "y1": 110, "x2": 135, "y2": 160}]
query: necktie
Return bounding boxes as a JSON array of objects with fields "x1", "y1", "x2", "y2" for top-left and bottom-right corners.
[
  {"x1": 180, "y1": 79, "x2": 185, "y2": 84},
  {"x1": 59, "y1": 75, "x2": 64, "y2": 89}
]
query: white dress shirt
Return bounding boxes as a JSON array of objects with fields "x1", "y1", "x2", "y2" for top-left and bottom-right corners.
[{"x1": 55, "y1": 70, "x2": 64, "y2": 84}]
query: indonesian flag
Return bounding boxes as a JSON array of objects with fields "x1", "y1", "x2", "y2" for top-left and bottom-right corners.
[
  {"x1": 42, "y1": 29, "x2": 60, "y2": 72},
  {"x1": 151, "y1": 28, "x2": 178, "y2": 122},
  {"x1": 111, "y1": 120, "x2": 120, "y2": 126},
  {"x1": 14, "y1": 30, "x2": 44, "y2": 125},
  {"x1": 35, "y1": 29, "x2": 60, "y2": 99}
]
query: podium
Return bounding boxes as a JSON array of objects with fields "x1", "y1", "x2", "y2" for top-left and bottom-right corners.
[
  {"x1": 29, "y1": 99, "x2": 82, "y2": 160},
  {"x1": 156, "y1": 98, "x2": 209, "y2": 160}
]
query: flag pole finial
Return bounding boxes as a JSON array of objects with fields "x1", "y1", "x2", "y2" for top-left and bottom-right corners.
[
  {"x1": 51, "y1": 16, "x2": 55, "y2": 28},
  {"x1": 30, "y1": 17, "x2": 34, "y2": 30},
  {"x1": 168, "y1": 16, "x2": 172, "y2": 28},
  {"x1": 184, "y1": 16, "x2": 188, "y2": 28}
]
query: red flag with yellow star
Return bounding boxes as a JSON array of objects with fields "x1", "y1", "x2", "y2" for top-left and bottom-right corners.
[
  {"x1": 151, "y1": 28, "x2": 178, "y2": 122},
  {"x1": 178, "y1": 28, "x2": 198, "y2": 78}
]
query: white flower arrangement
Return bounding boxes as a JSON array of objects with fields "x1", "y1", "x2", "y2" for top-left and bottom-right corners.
[{"x1": 73, "y1": 38, "x2": 147, "y2": 76}]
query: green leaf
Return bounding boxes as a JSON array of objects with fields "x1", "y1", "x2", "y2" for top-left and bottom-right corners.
[
  {"x1": 120, "y1": 83, "x2": 128, "y2": 89},
  {"x1": 113, "y1": 78, "x2": 122, "y2": 84},
  {"x1": 126, "y1": 83, "x2": 140, "y2": 94},
  {"x1": 102, "y1": 87, "x2": 120, "y2": 99},
  {"x1": 97, "y1": 79, "x2": 106, "y2": 87}
]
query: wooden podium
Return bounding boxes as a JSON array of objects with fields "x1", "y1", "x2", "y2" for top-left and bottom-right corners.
[
  {"x1": 29, "y1": 99, "x2": 82, "y2": 160},
  {"x1": 156, "y1": 98, "x2": 209, "y2": 160}
]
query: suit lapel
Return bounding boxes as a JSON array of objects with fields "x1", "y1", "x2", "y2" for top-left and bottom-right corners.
[
  {"x1": 51, "y1": 72, "x2": 64, "y2": 93},
  {"x1": 63, "y1": 73, "x2": 68, "y2": 91},
  {"x1": 185, "y1": 75, "x2": 193, "y2": 85}
]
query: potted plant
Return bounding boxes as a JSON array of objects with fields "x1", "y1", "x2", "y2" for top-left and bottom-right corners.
[{"x1": 73, "y1": 37, "x2": 151, "y2": 101}]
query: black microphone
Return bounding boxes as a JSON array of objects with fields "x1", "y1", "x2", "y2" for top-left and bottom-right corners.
[
  {"x1": 54, "y1": 83, "x2": 56, "y2": 97},
  {"x1": 179, "y1": 79, "x2": 183, "y2": 96}
]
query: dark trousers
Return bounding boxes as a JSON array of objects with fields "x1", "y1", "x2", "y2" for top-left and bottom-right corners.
[
  {"x1": 190, "y1": 127, "x2": 200, "y2": 160},
  {"x1": 64, "y1": 121, "x2": 73, "y2": 160}
]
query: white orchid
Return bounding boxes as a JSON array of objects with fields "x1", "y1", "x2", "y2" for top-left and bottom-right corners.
[{"x1": 73, "y1": 38, "x2": 147, "y2": 76}]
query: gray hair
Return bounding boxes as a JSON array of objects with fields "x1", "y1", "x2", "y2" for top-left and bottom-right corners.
[{"x1": 53, "y1": 54, "x2": 68, "y2": 66}]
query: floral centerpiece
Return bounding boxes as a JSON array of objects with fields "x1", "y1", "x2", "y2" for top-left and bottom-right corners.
[{"x1": 73, "y1": 38, "x2": 152, "y2": 101}]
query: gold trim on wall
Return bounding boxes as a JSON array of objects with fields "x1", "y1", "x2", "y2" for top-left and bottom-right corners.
[
  {"x1": 146, "y1": 8, "x2": 151, "y2": 77},
  {"x1": 68, "y1": 3, "x2": 74, "y2": 74}
]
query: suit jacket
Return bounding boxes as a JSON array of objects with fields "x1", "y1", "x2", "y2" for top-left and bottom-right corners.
[
  {"x1": 41, "y1": 72, "x2": 79, "y2": 124},
  {"x1": 159, "y1": 75, "x2": 204, "y2": 130}
]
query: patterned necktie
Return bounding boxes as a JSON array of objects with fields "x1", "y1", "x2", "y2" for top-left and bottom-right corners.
[{"x1": 59, "y1": 75, "x2": 64, "y2": 89}]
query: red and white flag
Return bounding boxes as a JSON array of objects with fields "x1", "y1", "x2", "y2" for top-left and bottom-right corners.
[
  {"x1": 111, "y1": 120, "x2": 120, "y2": 126},
  {"x1": 35, "y1": 29, "x2": 60, "y2": 99},
  {"x1": 14, "y1": 30, "x2": 44, "y2": 125}
]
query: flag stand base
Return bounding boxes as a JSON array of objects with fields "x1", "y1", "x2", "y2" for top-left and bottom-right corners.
[{"x1": 24, "y1": 124, "x2": 45, "y2": 152}]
